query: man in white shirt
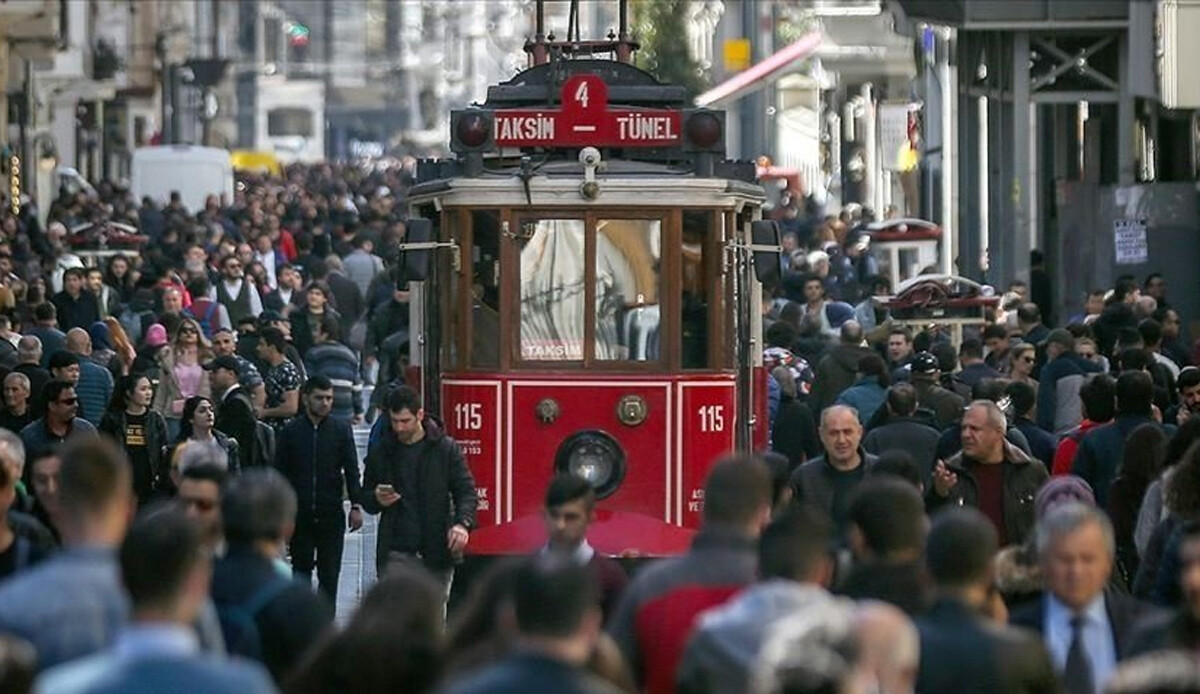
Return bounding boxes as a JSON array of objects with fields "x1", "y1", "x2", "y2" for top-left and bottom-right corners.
[{"x1": 210, "y1": 254, "x2": 263, "y2": 327}]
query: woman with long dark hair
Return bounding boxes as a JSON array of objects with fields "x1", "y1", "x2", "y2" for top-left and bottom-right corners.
[
  {"x1": 1135, "y1": 417, "x2": 1200, "y2": 557},
  {"x1": 99, "y1": 373, "x2": 169, "y2": 506},
  {"x1": 1134, "y1": 438, "x2": 1200, "y2": 600},
  {"x1": 104, "y1": 253, "x2": 137, "y2": 304},
  {"x1": 172, "y1": 395, "x2": 239, "y2": 476},
  {"x1": 1108, "y1": 423, "x2": 1168, "y2": 582}
]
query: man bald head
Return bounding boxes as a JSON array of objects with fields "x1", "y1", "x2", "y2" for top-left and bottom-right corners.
[
  {"x1": 854, "y1": 601, "x2": 920, "y2": 694},
  {"x1": 65, "y1": 328, "x2": 92, "y2": 356},
  {"x1": 16, "y1": 335, "x2": 42, "y2": 364},
  {"x1": 820, "y1": 405, "x2": 864, "y2": 469}
]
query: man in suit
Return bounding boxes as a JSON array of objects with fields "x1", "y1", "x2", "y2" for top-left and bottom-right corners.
[
  {"x1": 1010, "y1": 503, "x2": 1158, "y2": 694},
  {"x1": 208, "y1": 356, "x2": 261, "y2": 468},
  {"x1": 915, "y1": 507, "x2": 1058, "y2": 694},
  {"x1": 35, "y1": 505, "x2": 275, "y2": 693}
]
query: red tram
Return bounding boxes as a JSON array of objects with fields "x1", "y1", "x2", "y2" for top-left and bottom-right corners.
[{"x1": 400, "y1": 18, "x2": 780, "y2": 558}]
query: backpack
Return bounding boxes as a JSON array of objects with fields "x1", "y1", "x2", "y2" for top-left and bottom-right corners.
[
  {"x1": 185, "y1": 299, "x2": 219, "y2": 339},
  {"x1": 217, "y1": 578, "x2": 293, "y2": 662}
]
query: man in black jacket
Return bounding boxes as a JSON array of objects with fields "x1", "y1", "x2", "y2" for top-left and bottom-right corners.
[
  {"x1": 862, "y1": 383, "x2": 941, "y2": 484},
  {"x1": 916, "y1": 507, "x2": 1058, "y2": 694},
  {"x1": 362, "y1": 385, "x2": 476, "y2": 597},
  {"x1": 838, "y1": 477, "x2": 931, "y2": 615},
  {"x1": 209, "y1": 356, "x2": 261, "y2": 469},
  {"x1": 273, "y1": 375, "x2": 363, "y2": 603},
  {"x1": 789, "y1": 405, "x2": 878, "y2": 534}
]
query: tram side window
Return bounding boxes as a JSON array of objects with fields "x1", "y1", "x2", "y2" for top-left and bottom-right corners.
[
  {"x1": 682, "y1": 211, "x2": 711, "y2": 369},
  {"x1": 471, "y1": 211, "x2": 501, "y2": 369},
  {"x1": 595, "y1": 219, "x2": 661, "y2": 361},
  {"x1": 519, "y1": 219, "x2": 586, "y2": 361}
]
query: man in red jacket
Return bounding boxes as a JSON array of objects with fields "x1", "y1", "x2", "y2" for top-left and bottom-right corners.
[
  {"x1": 608, "y1": 457, "x2": 772, "y2": 694},
  {"x1": 1052, "y1": 374, "x2": 1115, "y2": 476}
]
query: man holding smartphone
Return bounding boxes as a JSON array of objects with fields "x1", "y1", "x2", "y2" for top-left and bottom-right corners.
[{"x1": 362, "y1": 385, "x2": 477, "y2": 599}]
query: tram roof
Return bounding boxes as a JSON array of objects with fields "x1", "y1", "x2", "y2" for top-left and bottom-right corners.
[{"x1": 406, "y1": 162, "x2": 764, "y2": 210}]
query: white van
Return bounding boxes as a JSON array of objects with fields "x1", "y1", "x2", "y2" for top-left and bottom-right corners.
[{"x1": 131, "y1": 146, "x2": 234, "y2": 213}]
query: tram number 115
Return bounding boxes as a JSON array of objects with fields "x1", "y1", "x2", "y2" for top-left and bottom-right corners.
[
  {"x1": 455, "y1": 403, "x2": 483, "y2": 431},
  {"x1": 698, "y1": 405, "x2": 725, "y2": 433}
]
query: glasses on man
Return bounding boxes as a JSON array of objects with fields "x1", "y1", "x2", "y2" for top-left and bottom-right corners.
[{"x1": 56, "y1": 397, "x2": 78, "y2": 406}]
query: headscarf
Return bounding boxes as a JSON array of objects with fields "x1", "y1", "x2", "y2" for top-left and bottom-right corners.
[{"x1": 88, "y1": 321, "x2": 113, "y2": 352}]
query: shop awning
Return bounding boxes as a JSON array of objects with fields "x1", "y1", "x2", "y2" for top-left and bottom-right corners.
[{"x1": 695, "y1": 32, "x2": 823, "y2": 107}]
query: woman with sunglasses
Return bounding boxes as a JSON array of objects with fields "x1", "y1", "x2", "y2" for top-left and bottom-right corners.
[
  {"x1": 1008, "y1": 342, "x2": 1039, "y2": 397},
  {"x1": 100, "y1": 374, "x2": 169, "y2": 506},
  {"x1": 168, "y1": 396, "x2": 240, "y2": 486},
  {"x1": 151, "y1": 318, "x2": 213, "y2": 440}
]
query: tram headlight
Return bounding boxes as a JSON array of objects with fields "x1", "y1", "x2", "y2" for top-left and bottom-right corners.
[
  {"x1": 450, "y1": 110, "x2": 494, "y2": 153},
  {"x1": 682, "y1": 109, "x2": 725, "y2": 152},
  {"x1": 555, "y1": 430, "x2": 626, "y2": 500}
]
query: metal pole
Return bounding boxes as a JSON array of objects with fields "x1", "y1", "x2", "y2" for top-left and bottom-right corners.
[
  {"x1": 940, "y1": 26, "x2": 955, "y2": 275},
  {"x1": 862, "y1": 83, "x2": 877, "y2": 212}
]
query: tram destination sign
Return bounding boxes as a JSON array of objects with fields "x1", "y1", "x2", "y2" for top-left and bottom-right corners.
[{"x1": 493, "y1": 74, "x2": 682, "y2": 148}]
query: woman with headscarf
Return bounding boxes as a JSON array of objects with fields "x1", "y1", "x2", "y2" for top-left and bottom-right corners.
[{"x1": 88, "y1": 322, "x2": 122, "y2": 382}]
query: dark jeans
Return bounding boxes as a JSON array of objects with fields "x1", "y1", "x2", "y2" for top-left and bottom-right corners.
[
  {"x1": 290, "y1": 512, "x2": 345, "y2": 603},
  {"x1": 385, "y1": 551, "x2": 454, "y2": 616}
]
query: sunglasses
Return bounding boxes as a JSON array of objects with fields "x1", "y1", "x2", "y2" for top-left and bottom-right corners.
[
  {"x1": 180, "y1": 327, "x2": 198, "y2": 334},
  {"x1": 1020, "y1": 356, "x2": 1035, "y2": 363},
  {"x1": 56, "y1": 397, "x2": 78, "y2": 405},
  {"x1": 1078, "y1": 352, "x2": 1096, "y2": 359}
]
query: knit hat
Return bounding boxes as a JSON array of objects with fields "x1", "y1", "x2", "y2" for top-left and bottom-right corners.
[
  {"x1": 144, "y1": 323, "x2": 168, "y2": 348},
  {"x1": 1034, "y1": 476, "x2": 1096, "y2": 521}
]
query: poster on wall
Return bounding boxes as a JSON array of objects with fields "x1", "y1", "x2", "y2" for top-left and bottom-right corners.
[{"x1": 1114, "y1": 219, "x2": 1148, "y2": 265}]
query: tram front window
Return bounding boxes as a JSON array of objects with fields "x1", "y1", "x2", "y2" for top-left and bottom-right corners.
[
  {"x1": 595, "y1": 219, "x2": 661, "y2": 361},
  {"x1": 519, "y1": 219, "x2": 586, "y2": 361}
]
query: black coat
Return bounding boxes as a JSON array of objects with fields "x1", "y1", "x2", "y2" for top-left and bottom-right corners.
[
  {"x1": 274, "y1": 413, "x2": 362, "y2": 519},
  {"x1": 1009, "y1": 590, "x2": 1159, "y2": 662},
  {"x1": 916, "y1": 598, "x2": 1059, "y2": 694},
  {"x1": 210, "y1": 546, "x2": 334, "y2": 683},
  {"x1": 789, "y1": 449, "x2": 879, "y2": 532},
  {"x1": 361, "y1": 417, "x2": 477, "y2": 573},
  {"x1": 216, "y1": 386, "x2": 261, "y2": 468},
  {"x1": 837, "y1": 560, "x2": 931, "y2": 616},
  {"x1": 98, "y1": 408, "x2": 169, "y2": 495},
  {"x1": 862, "y1": 417, "x2": 941, "y2": 483},
  {"x1": 771, "y1": 398, "x2": 819, "y2": 470}
]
